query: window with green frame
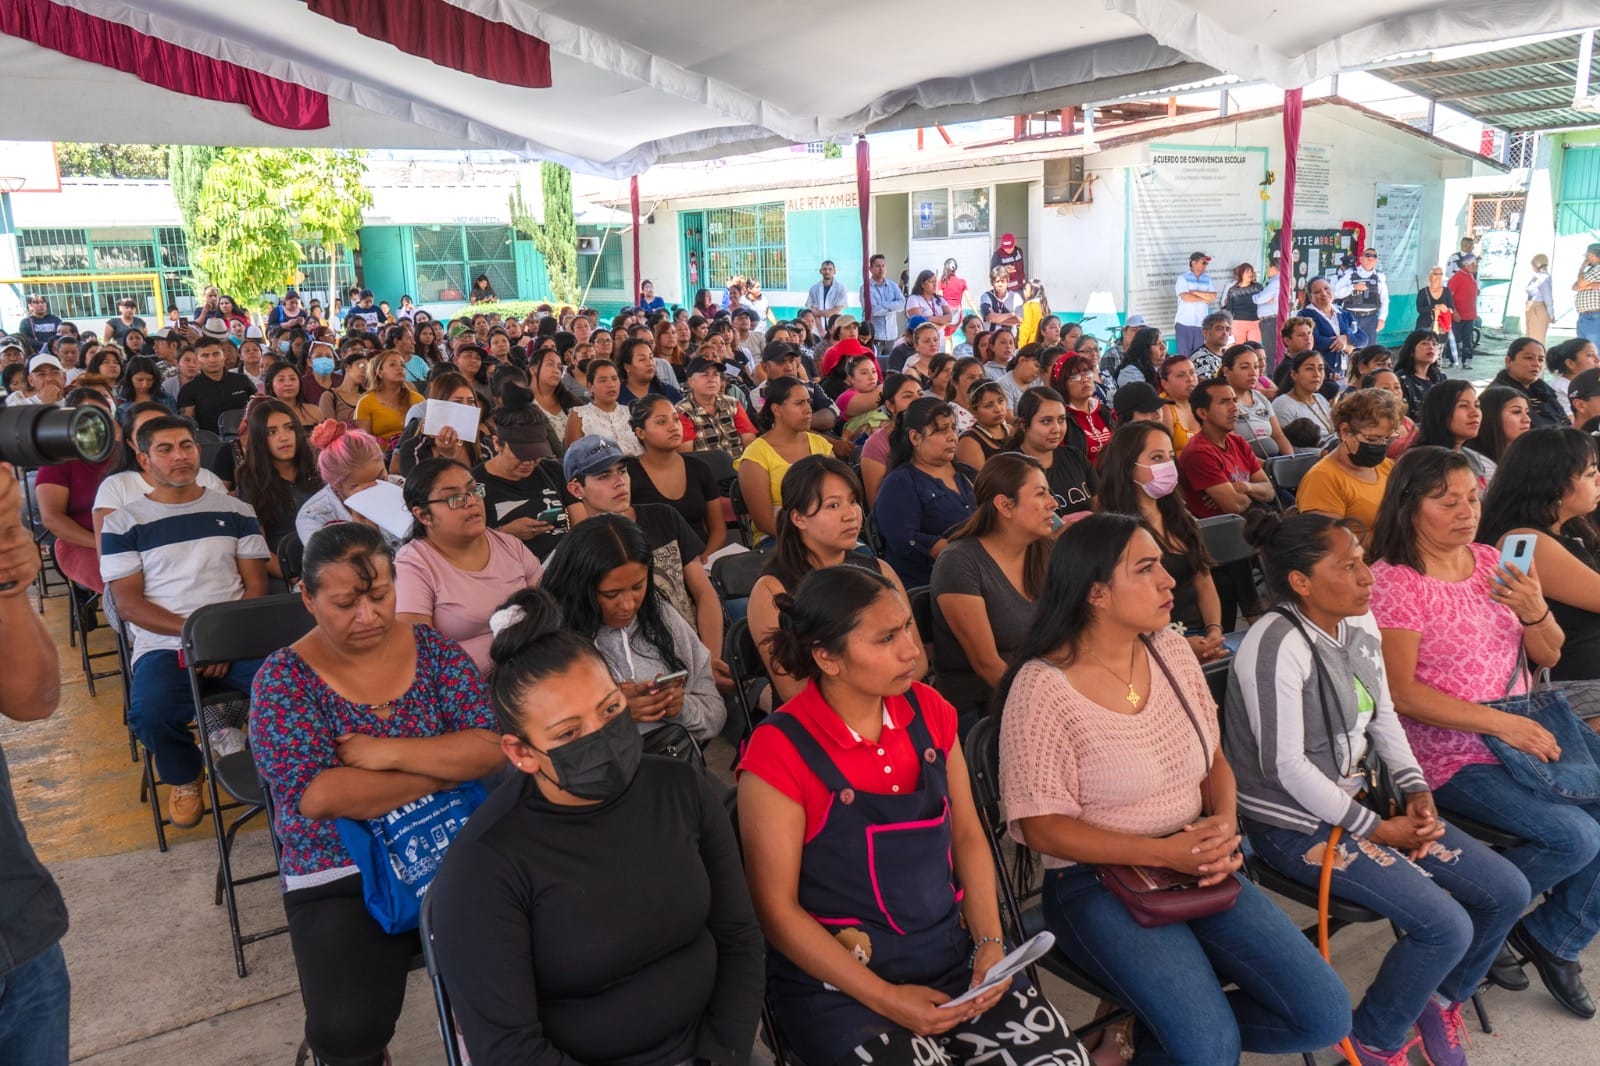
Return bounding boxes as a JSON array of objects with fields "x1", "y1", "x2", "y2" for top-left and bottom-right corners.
[
  {"x1": 703, "y1": 202, "x2": 786, "y2": 290},
  {"x1": 413, "y1": 224, "x2": 517, "y2": 302},
  {"x1": 17, "y1": 225, "x2": 193, "y2": 319},
  {"x1": 577, "y1": 226, "x2": 624, "y2": 291}
]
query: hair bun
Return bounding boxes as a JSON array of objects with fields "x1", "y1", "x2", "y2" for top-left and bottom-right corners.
[
  {"x1": 309, "y1": 419, "x2": 348, "y2": 450},
  {"x1": 487, "y1": 588, "x2": 563, "y2": 665},
  {"x1": 498, "y1": 381, "x2": 534, "y2": 413},
  {"x1": 1242, "y1": 507, "x2": 1283, "y2": 551}
]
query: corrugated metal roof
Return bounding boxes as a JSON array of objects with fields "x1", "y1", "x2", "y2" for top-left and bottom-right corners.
[{"x1": 1375, "y1": 34, "x2": 1600, "y2": 131}]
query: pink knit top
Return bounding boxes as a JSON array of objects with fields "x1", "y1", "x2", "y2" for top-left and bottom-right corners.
[{"x1": 999, "y1": 628, "x2": 1219, "y2": 868}]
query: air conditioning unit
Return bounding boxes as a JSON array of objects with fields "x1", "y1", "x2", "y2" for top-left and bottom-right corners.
[
  {"x1": 576, "y1": 235, "x2": 600, "y2": 253},
  {"x1": 1043, "y1": 156, "x2": 1091, "y2": 205}
]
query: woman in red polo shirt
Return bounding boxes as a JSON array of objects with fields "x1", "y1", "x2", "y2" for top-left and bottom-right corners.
[{"x1": 738, "y1": 564, "x2": 1085, "y2": 1066}]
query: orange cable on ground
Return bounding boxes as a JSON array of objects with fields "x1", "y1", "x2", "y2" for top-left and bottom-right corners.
[{"x1": 1318, "y1": 826, "x2": 1362, "y2": 1066}]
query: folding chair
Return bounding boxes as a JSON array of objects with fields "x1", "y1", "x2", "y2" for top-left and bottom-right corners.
[
  {"x1": 182, "y1": 594, "x2": 316, "y2": 976},
  {"x1": 963, "y1": 716, "x2": 1131, "y2": 1048},
  {"x1": 721, "y1": 788, "x2": 800, "y2": 1066},
  {"x1": 728, "y1": 478, "x2": 756, "y2": 547},
  {"x1": 709, "y1": 548, "x2": 766, "y2": 604},
  {"x1": 419, "y1": 890, "x2": 467, "y2": 1066},
  {"x1": 195, "y1": 429, "x2": 225, "y2": 474},
  {"x1": 20, "y1": 468, "x2": 69, "y2": 610},
  {"x1": 63, "y1": 576, "x2": 120, "y2": 697},
  {"x1": 686, "y1": 447, "x2": 738, "y2": 494},
  {"x1": 723, "y1": 616, "x2": 769, "y2": 746},
  {"x1": 1196, "y1": 513, "x2": 1251, "y2": 567},
  {"x1": 907, "y1": 585, "x2": 936, "y2": 680},
  {"x1": 277, "y1": 531, "x2": 305, "y2": 589},
  {"x1": 1264, "y1": 453, "x2": 1320, "y2": 499},
  {"x1": 218, "y1": 408, "x2": 247, "y2": 442}
]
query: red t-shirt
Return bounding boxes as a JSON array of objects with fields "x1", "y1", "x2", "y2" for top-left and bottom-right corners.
[
  {"x1": 36, "y1": 454, "x2": 117, "y2": 531},
  {"x1": 1177, "y1": 430, "x2": 1261, "y2": 519},
  {"x1": 940, "y1": 277, "x2": 969, "y2": 333},
  {"x1": 739, "y1": 680, "x2": 959, "y2": 842},
  {"x1": 1446, "y1": 272, "x2": 1479, "y2": 322}
]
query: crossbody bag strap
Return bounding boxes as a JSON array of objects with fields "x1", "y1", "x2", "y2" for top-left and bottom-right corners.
[{"x1": 1139, "y1": 634, "x2": 1214, "y2": 816}]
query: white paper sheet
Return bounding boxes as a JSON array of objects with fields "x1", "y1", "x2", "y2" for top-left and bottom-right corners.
[
  {"x1": 421, "y1": 398, "x2": 481, "y2": 442},
  {"x1": 343, "y1": 481, "x2": 413, "y2": 541},
  {"x1": 938, "y1": 931, "x2": 1055, "y2": 1009}
]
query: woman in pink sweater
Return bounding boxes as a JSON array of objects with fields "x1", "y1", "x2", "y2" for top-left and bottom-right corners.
[{"x1": 997, "y1": 513, "x2": 1350, "y2": 1065}]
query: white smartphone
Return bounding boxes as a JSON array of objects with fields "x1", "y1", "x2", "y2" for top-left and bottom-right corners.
[
  {"x1": 649, "y1": 670, "x2": 689, "y2": 692},
  {"x1": 1499, "y1": 533, "x2": 1536, "y2": 580}
]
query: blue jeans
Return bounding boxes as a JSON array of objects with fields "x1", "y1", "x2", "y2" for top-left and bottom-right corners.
[
  {"x1": 1579, "y1": 310, "x2": 1600, "y2": 348},
  {"x1": 1250, "y1": 822, "x2": 1529, "y2": 1051},
  {"x1": 1043, "y1": 865, "x2": 1351, "y2": 1065},
  {"x1": 1174, "y1": 324, "x2": 1204, "y2": 359},
  {"x1": 0, "y1": 942, "x2": 70, "y2": 1066},
  {"x1": 1435, "y1": 762, "x2": 1600, "y2": 961},
  {"x1": 130, "y1": 650, "x2": 265, "y2": 786}
]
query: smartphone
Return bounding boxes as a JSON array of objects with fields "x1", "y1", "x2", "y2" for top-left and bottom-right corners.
[
  {"x1": 178, "y1": 316, "x2": 189, "y2": 329},
  {"x1": 649, "y1": 670, "x2": 690, "y2": 692},
  {"x1": 1499, "y1": 533, "x2": 1537, "y2": 580},
  {"x1": 536, "y1": 505, "x2": 565, "y2": 524}
]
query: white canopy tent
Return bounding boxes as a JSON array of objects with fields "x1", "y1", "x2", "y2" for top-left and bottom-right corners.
[{"x1": 2, "y1": 0, "x2": 1599, "y2": 176}]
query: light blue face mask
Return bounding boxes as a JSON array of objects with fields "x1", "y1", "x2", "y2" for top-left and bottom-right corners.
[
  {"x1": 278, "y1": 340, "x2": 291, "y2": 354},
  {"x1": 311, "y1": 357, "x2": 336, "y2": 376}
]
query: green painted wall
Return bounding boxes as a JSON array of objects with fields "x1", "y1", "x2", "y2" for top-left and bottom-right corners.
[
  {"x1": 358, "y1": 225, "x2": 411, "y2": 305},
  {"x1": 785, "y1": 208, "x2": 863, "y2": 291}
]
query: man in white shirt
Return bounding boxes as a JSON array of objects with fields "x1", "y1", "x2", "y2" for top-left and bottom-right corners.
[
  {"x1": 1174, "y1": 251, "x2": 1216, "y2": 358},
  {"x1": 806, "y1": 261, "x2": 848, "y2": 333},
  {"x1": 6, "y1": 354, "x2": 66, "y2": 408},
  {"x1": 100, "y1": 415, "x2": 268, "y2": 829}
]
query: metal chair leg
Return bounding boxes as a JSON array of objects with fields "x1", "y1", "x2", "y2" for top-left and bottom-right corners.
[{"x1": 1471, "y1": 989, "x2": 1493, "y2": 1034}]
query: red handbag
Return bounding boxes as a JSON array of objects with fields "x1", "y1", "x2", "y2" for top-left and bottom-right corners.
[{"x1": 1096, "y1": 636, "x2": 1241, "y2": 928}]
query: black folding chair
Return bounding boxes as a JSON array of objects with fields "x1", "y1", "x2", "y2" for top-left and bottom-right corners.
[
  {"x1": 1265, "y1": 453, "x2": 1320, "y2": 500},
  {"x1": 277, "y1": 531, "x2": 305, "y2": 589},
  {"x1": 419, "y1": 890, "x2": 467, "y2": 1066},
  {"x1": 1197, "y1": 513, "x2": 1251, "y2": 566},
  {"x1": 195, "y1": 429, "x2": 225, "y2": 474},
  {"x1": 182, "y1": 594, "x2": 316, "y2": 976},
  {"x1": 907, "y1": 584, "x2": 936, "y2": 678},
  {"x1": 963, "y1": 716, "x2": 1130, "y2": 1046},
  {"x1": 686, "y1": 447, "x2": 738, "y2": 494},
  {"x1": 724, "y1": 617, "x2": 767, "y2": 751},
  {"x1": 218, "y1": 408, "x2": 247, "y2": 442},
  {"x1": 63, "y1": 575, "x2": 120, "y2": 697},
  {"x1": 728, "y1": 478, "x2": 756, "y2": 547}
]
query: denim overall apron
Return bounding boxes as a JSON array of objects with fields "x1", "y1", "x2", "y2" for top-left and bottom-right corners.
[{"x1": 762, "y1": 699, "x2": 971, "y2": 1065}]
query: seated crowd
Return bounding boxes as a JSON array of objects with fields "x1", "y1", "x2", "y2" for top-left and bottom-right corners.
[{"x1": 21, "y1": 284, "x2": 1600, "y2": 1066}]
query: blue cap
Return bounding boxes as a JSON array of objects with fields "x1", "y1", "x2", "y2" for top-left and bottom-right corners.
[
  {"x1": 562, "y1": 434, "x2": 627, "y2": 482},
  {"x1": 907, "y1": 315, "x2": 929, "y2": 331}
]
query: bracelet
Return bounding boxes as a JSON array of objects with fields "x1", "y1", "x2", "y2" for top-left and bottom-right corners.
[
  {"x1": 1203, "y1": 623, "x2": 1224, "y2": 634},
  {"x1": 969, "y1": 935, "x2": 1004, "y2": 962},
  {"x1": 1520, "y1": 608, "x2": 1552, "y2": 627}
]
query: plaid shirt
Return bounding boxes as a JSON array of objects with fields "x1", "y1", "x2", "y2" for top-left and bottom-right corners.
[
  {"x1": 675, "y1": 394, "x2": 747, "y2": 460},
  {"x1": 1578, "y1": 263, "x2": 1600, "y2": 314}
]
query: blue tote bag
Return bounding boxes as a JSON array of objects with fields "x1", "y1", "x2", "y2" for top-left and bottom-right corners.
[
  {"x1": 1483, "y1": 656, "x2": 1600, "y2": 803},
  {"x1": 336, "y1": 781, "x2": 489, "y2": 934}
]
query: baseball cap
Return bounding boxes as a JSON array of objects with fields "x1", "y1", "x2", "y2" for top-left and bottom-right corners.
[
  {"x1": 761, "y1": 341, "x2": 801, "y2": 364},
  {"x1": 1572, "y1": 367, "x2": 1600, "y2": 402},
  {"x1": 1588, "y1": 243, "x2": 1600, "y2": 257},
  {"x1": 0, "y1": 337, "x2": 23, "y2": 356},
  {"x1": 732, "y1": 307, "x2": 757, "y2": 322},
  {"x1": 28, "y1": 354, "x2": 62, "y2": 373},
  {"x1": 243, "y1": 325, "x2": 264, "y2": 340},
  {"x1": 1189, "y1": 251, "x2": 1211, "y2": 264},
  {"x1": 684, "y1": 356, "x2": 721, "y2": 378},
  {"x1": 907, "y1": 315, "x2": 930, "y2": 332},
  {"x1": 1112, "y1": 381, "x2": 1172, "y2": 422},
  {"x1": 1124, "y1": 314, "x2": 1148, "y2": 329},
  {"x1": 1360, "y1": 248, "x2": 1378, "y2": 258},
  {"x1": 563, "y1": 434, "x2": 627, "y2": 481},
  {"x1": 1459, "y1": 254, "x2": 1478, "y2": 267},
  {"x1": 999, "y1": 233, "x2": 1016, "y2": 248}
]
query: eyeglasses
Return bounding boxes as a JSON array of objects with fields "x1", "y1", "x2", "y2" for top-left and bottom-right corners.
[
  {"x1": 426, "y1": 483, "x2": 486, "y2": 509},
  {"x1": 1065, "y1": 372, "x2": 1096, "y2": 383}
]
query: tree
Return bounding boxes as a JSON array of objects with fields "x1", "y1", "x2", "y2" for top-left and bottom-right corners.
[
  {"x1": 190, "y1": 148, "x2": 372, "y2": 309},
  {"x1": 56, "y1": 143, "x2": 170, "y2": 179},
  {"x1": 508, "y1": 164, "x2": 578, "y2": 305}
]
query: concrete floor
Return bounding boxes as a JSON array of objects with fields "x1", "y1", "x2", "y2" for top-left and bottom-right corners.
[{"x1": 9, "y1": 579, "x2": 1600, "y2": 1065}]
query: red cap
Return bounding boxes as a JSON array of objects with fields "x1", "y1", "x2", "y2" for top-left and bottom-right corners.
[{"x1": 1000, "y1": 233, "x2": 1016, "y2": 249}]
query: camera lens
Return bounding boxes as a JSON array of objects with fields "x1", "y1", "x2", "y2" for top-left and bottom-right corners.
[{"x1": 0, "y1": 404, "x2": 116, "y2": 467}]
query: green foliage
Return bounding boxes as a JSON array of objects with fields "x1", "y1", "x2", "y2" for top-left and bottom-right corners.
[
  {"x1": 169, "y1": 146, "x2": 220, "y2": 286},
  {"x1": 822, "y1": 141, "x2": 843, "y2": 159},
  {"x1": 189, "y1": 148, "x2": 372, "y2": 308},
  {"x1": 509, "y1": 166, "x2": 578, "y2": 303},
  {"x1": 56, "y1": 143, "x2": 170, "y2": 179}
]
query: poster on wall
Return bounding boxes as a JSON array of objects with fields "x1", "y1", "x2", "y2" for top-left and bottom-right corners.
[
  {"x1": 1128, "y1": 146, "x2": 1267, "y2": 334},
  {"x1": 1295, "y1": 144, "x2": 1334, "y2": 226},
  {"x1": 1476, "y1": 229, "x2": 1520, "y2": 281},
  {"x1": 1372, "y1": 184, "x2": 1425, "y2": 294}
]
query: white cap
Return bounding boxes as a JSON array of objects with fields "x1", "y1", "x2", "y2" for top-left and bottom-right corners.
[
  {"x1": 28, "y1": 354, "x2": 63, "y2": 373},
  {"x1": 244, "y1": 325, "x2": 264, "y2": 340},
  {"x1": 0, "y1": 336, "x2": 23, "y2": 353}
]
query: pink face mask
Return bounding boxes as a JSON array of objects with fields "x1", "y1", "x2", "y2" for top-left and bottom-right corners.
[{"x1": 1138, "y1": 460, "x2": 1179, "y2": 499}]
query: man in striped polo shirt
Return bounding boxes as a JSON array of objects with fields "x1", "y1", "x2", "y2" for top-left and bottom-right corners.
[{"x1": 100, "y1": 415, "x2": 269, "y2": 830}]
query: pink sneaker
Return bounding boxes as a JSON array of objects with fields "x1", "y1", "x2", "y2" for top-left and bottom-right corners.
[
  {"x1": 1416, "y1": 999, "x2": 1469, "y2": 1066},
  {"x1": 1352, "y1": 1034, "x2": 1422, "y2": 1066}
]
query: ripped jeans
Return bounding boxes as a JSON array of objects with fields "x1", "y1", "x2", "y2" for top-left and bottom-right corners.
[{"x1": 1250, "y1": 821, "x2": 1529, "y2": 1052}]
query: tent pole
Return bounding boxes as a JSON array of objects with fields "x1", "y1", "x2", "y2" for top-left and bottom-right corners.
[
  {"x1": 629, "y1": 175, "x2": 642, "y2": 307},
  {"x1": 1275, "y1": 87, "x2": 1304, "y2": 369},
  {"x1": 856, "y1": 136, "x2": 872, "y2": 330}
]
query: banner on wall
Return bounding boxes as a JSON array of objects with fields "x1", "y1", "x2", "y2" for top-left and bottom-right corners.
[
  {"x1": 1128, "y1": 146, "x2": 1267, "y2": 333},
  {"x1": 1372, "y1": 184, "x2": 1425, "y2": 294}
]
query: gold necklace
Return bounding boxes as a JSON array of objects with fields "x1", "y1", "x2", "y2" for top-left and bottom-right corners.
[{"x1": 1083, "y1": 645, "x2": 1142, "y2": 708}]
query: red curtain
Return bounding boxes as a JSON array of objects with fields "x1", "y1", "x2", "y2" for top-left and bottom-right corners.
[
  {"x1": 1, "y1": 0, "x2": 328, "y2": 130},
  {"x1": 856, "y1": 137, "x2": 872, "y2": 322},
  {"x1": 306, "y1": 0, "x2": 551, "y2": 88},
  {"x1": 1275, "y1": 88, "x2": 1304, "y2": 368},
  {"x1": 630, "y1": 175, "x2": 643, "y2": 307}
]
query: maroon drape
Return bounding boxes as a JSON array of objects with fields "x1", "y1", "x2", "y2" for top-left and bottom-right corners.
[
  {"x1": 630, "y1": 175, "x2": 643, "y2": 308},
  {"x1": 2, "y1": 0, "x2": 328, "y2": 130},
  {"x1": 1275, "y1": 88, "x2": 1304, "y2": 368},
  {"x1": 306, "y1": 0, "x2": 551, "y2": 88},
  {"x1": 856, "y1": 137, "x2": 872, "y2": 323}
]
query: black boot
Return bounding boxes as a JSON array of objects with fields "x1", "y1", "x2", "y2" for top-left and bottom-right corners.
[
  {"x1": 1509, "y1": 920, "x2": 1595, "y2": 1018},
  {"x1": 1485, "y1": 941, "x2": 1529, "y2": 991}
]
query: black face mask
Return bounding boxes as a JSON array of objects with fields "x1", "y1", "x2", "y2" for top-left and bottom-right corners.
[
  {"x1": 1348, "y1": 439, "x2": 1388, "y2": 468},
  {"x1": 533, "y1": 711, "x2": 642, "y2": 801}
]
